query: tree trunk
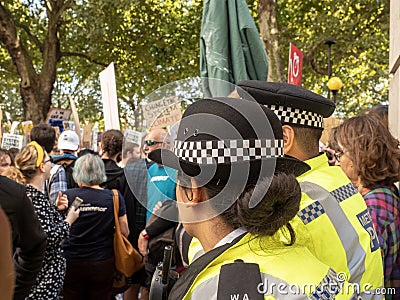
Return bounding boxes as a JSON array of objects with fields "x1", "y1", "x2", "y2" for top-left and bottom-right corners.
[
  {"x1": 257, "y1": 0, "x2": 285, "y2": 82},
  {"x1": 0, "y1": 1, "x2": 67, "y2": 124}
]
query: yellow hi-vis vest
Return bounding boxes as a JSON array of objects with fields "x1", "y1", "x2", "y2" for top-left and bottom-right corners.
[
  {"x1": 288, "y1": 154, "x2": 384, "y2": 298},
  {"x1": 176, "y1": 233, "x2": 355, "y2": 300}
]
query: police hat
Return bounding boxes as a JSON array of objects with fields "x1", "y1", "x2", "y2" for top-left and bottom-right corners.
[
  {"x1": 237, "y1": 81, "x2": 335, "y2": 129},
  {"x1": 148, "y1": 97, "x2": 309, "y2": 185}
]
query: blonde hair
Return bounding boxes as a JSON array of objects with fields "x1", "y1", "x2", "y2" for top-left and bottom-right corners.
[
  {"x1": 2, "y1": 168, "x2": 26, "y2": 185},
  {"x1": 9, "y1": 144, "x2": 43, "y2": 184}
]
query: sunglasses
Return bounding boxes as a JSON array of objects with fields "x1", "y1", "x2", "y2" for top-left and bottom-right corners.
[
  {"x1": 43, "y1": 157, "x2": 54, "y2": 164},
  {"x1": 144, "y1": 140, "x2": 164, "y2": 147},
  {"x1": 334, "y1": 151, "x2": 344, "y2": 162}
]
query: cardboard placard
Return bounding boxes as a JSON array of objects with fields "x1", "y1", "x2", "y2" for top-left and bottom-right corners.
[
  {"x1": 142, "y1": 96, "x2": 180, "y2": 126},
  {"x1": 83, "y1": 124, "x2": 93, "y2": 149},
  {"x1": 45, "y1": 108, "x2": 72, "y2": 122}
]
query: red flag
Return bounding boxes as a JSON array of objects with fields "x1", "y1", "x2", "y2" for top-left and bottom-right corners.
[{"x1": 288, "y1": 43, "x2": 303, "y2": 86}]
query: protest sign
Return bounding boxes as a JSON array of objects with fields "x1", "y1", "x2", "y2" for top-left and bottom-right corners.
[
  {"x1": 100, "y1": 62, "x2": 120, "y2": 130},
  {"x1": 69, "y1": 95, "x2": 82, "y2": 146},
  {"x1": 1, "y1": 134, "x2": 24, "y2": 150},
  {"x1": 124, "y1": 129, "x2": 143, "y2": 146},
  {"x1": 142, "y1": 96, "x2": 180, "y2": 126}
]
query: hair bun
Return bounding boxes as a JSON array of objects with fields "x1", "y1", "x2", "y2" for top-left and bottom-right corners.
[{"x1": 236, "y1": 173, "x2": 301, "y2": 237}]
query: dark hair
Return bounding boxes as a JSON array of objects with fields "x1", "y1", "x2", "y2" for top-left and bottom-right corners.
[
  {"x1": 292, "y1": 125, "x2": 323, "y2": 158},
  {"x1": 78, "y1": 148, "x2": 99, "y2": 157},
  {"x1": 335, "y1": 114, "x2": 400, "y2": 187},
  {"x1": 30, "y1": 124, "x2": 56, "y2": 153},
  {"x1": 101, "y1": 129, "x2": 123, "y2": 157},
  {"x1": 122, "y1": 142, "x2": 140, "y2": 157},
  {"x1": 177, "y1": 171, "x2": 301, "y2": 245}
]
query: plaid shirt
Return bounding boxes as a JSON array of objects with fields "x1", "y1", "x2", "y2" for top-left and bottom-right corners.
[
  {"x1": 362, "y1": 185, "x2": 400, "y2": 292},
  {"x1": 47, "y1": 165, "x2": 67, "y2": 205}
]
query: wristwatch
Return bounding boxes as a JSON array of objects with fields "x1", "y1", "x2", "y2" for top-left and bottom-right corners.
[{"x1": 141, "y1": 229, "x2": 150, "y2": 240}]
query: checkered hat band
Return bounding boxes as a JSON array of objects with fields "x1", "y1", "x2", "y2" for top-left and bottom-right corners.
[
  {"x1": 265, "y1": 105, "x2": 324, "y2": 129},
  {"x1": 174, "y1": 139, "x2": 284, "y2": 164}
]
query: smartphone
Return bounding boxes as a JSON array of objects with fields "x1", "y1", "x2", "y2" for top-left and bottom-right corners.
[{"x1": 70, "y1": 197, "x2": 83, "y2": 211}]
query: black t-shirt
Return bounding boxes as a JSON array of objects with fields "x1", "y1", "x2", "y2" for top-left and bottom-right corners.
[{"x1": 62, "y1": 187, "x2": 126, "y2": 262}]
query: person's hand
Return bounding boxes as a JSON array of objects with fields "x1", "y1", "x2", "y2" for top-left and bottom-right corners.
[
  {"x1": 56, "y1": 191, "x2": 68, "y2": 210},
  {"x1": 65, "y1": 207, "x2": 80, "y2": 226},
  {"x1": 152, "y1": 201, "x2": 163, "y2": 214},
  {"x1": 138, "y1": 231, "x2": 149, "y2": 256}
]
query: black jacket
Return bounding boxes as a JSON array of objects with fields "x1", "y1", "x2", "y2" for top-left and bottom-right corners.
[
  {"x1": 0, "y1": 176, "x2": 47, "y2": 300},
  {"x1": 101, "y1": 159, "x2": 146, "y2": 249}
]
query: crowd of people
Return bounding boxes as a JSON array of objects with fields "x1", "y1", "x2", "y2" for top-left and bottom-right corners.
[{"x1": 0, "y1": 81, "x2": 399, "y2": 300}]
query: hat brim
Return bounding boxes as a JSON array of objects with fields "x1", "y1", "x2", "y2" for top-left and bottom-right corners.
[{"x1": 148, "y1": 148, "x2": 310, "y2": 180}]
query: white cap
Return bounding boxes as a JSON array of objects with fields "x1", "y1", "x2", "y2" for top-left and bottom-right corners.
[{"x1": 58, "y1": 130, "x2": 80, "y2": 151}]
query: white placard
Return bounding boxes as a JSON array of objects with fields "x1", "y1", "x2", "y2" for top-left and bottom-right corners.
[
  {"x1": 100, "y1": 62, "x2": 120, "y2": 130},
  {"x1": 1, "y1": 134, "x2": 24, "y2": 150},
  {"x1": 124, "y1": 129, "x2": 143, "y2": 146}
]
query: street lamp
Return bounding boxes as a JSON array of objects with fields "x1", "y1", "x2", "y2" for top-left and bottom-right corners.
[
  {"x1": 325, "y1": 38, "x2": 336, "y2": 99},
  {"x1": 328, "y1": 77, "x2": 343, "y2": 104}
]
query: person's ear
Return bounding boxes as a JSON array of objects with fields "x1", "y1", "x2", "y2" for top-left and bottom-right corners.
[
  {"x1": 188, "y1": 178, "x2": 207, "y2": 206},
  {"x1": 282, "y1": 125, "x2": 295, "y2": 154},
  {"x1": 38, "y1": 162, "x2": 46, "y2": 173}
]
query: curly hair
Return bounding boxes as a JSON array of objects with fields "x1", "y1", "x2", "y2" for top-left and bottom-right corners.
[
  {"x1": 335, "y1": 114, "x2": 400, "y2": 188},
  {"x1": 101, "y1": 130, "x2": 123, "y2": 157}
]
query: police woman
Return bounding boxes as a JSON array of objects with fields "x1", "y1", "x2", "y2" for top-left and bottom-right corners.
[{"x1": 149, "y1": 97, "x2": 353, "y2": 299}]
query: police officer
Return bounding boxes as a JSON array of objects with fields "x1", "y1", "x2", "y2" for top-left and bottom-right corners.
[
  {"x1": 149, "y1": 97, "x2": 354, "y2": 299},
  {"x1": 237, "y1": 81, "x2": 384, "y2": 298}
]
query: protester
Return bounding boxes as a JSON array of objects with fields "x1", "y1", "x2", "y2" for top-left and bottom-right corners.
[
  {"x1": 237, "y1": 81, "x2": 384, "y2": 297},
  {"x1": 49, "y1": 130, "x2": 80, "y2": 204},
  {"x1": 334, "y1": 114, "x2": 400, "y2": 294},
  {"x1": 148, "y1": 97, "x2": 353, "y2": 299},
  {"x1": 7, "y1": 141, "x2": 79, "y2": 299},
  {"x1": 134, "y1": 128, "x2": 175, "y2": 300},
  {"x1": 100, "y1": 129, "x2": 145, "y2": 299},
  {"x1": 30, "y1": 123, "x2": 61, "y2": 202},
  {"x1": 0, "y1": 148, "x2": 12, "y2": 174},
  {"x1": 121, "y1": 141, "x2": 141, "y2": 167},
  {"x1": 0, "y1": 207, "x2": 15, "y2": 300},
  {"x1": 62, "y1": 153, "x2": 129, "y2": 300},
  {"x1": 0, "y1": 174, "x2": 47, "y2": 300}
]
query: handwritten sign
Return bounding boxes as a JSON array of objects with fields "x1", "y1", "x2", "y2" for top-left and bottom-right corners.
[
  {"x1": 150, "y1": 102, "x2": 182, "y2": 129},
  {"x1": 1, "y1": 134, "x2": 24, "y2": 150},
  {"x1": 142, "y1": 96, "x2": 180, "y2": 126}
]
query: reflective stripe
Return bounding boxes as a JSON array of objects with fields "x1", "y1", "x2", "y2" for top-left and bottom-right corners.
[
  {"x1": 300, "y1": 182, "x2": 367, "y2": 287},
  {"x1": 191, "y1": 272, "x2": 308, "y2": 300},
  {"x1": 297, "y1": 201, "x2": 325, "y2": 224},
  {"x1": 330, "y1": 183, "x2": 358, "y2": 203},
  {"x1": 191, "y1": 268, "x2": 346, "y2": 300}
]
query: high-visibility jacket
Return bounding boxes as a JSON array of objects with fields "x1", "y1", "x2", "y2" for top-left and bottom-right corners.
[
  {"x1": 169, "y1": 233, "x2": 355, "y2": 300},
  {"x1": 288, "y1": 154, "x2": 384, "y2": 298}
]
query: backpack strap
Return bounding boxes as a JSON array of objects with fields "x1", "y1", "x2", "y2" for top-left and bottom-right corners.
[{"x1": 46, "y1": 164, "x2": 62, "y2": 196}]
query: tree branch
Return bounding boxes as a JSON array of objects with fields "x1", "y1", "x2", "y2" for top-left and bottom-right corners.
[
  {"x1": 14, "y1": 21, "x2": 43, "y2": 52},
  {"x1": 60, "y1": 51, "x2": 108, "y2": 67}
]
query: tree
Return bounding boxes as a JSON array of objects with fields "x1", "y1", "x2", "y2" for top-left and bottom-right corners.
[
  {"x1": 0, "y1": 1, "x2": 74, "y2": 123},
  {"x1": 258, "y1": 0, "x2": 390, "y2": 118},
  {"x1": 0, "y1": 0, "x2": 202, "y2": 126}
]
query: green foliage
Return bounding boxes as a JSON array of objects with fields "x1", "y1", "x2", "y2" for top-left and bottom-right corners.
[
  {"x1": 0, "y1": 0, "x2": 390, "y2": 126},
  {"x1": 276, "y1": 0, "x2": 390, "y2": 118}
]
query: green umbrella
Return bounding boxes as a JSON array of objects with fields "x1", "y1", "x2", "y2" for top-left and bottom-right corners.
[{"x1": 200, "y1": 0, "x2": 268, "y2": 97}]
